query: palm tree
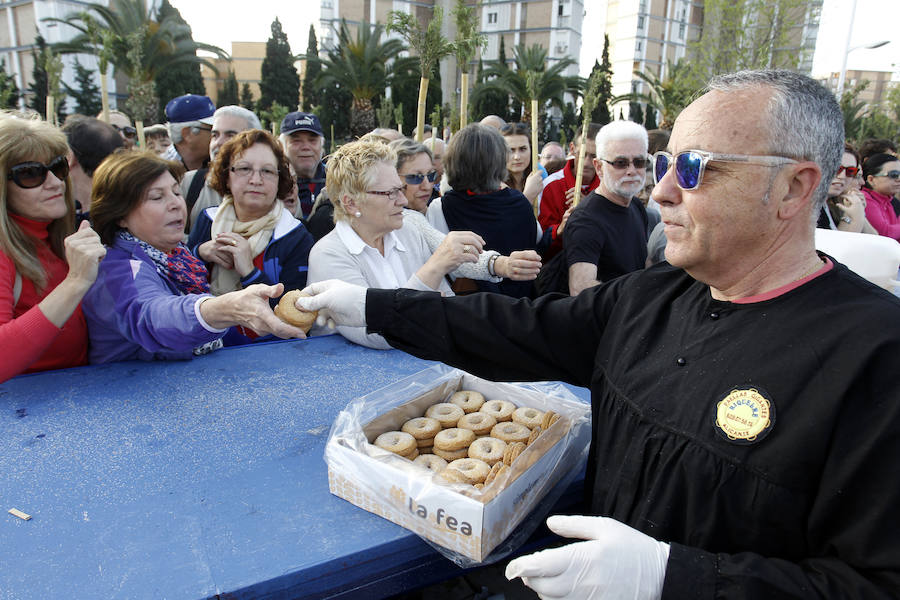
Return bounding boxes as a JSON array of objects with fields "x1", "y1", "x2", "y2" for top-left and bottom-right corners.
[
  {"x1": 474, "y1": 44, "x2": 582, "y2": 124},
  {"x1": 315, "y1": 20, "x2": 410, "y2": 138},
  {"x1": 387, "y1": 7, "x2": 454, "y2": 141},
  {"x1": 452, "y1": 0, "x2": 485, "y2": 129},
  {"x1": 45, "y1": 0, "x2": 227, "y2": 121},
  {"x1": 614, "y1": 61, "x2": 697, "y2": 130}
]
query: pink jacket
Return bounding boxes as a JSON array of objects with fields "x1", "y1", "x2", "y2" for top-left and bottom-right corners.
[{"x1": 862, "y1": 187, "x2": 900, "y2": 241}]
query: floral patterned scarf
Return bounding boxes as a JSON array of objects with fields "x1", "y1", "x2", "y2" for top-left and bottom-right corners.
[{"x1": 118, "y1": 231, "x2": 210, "y2": 295}]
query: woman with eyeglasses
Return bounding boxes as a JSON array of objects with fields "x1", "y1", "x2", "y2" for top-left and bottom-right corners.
[
  {"x1": 817, "y1": 143, "x2": 876, "y2": 234},
  {"x1": 0, "y1": 113, "x2": 106, "y2": 382},
  {"x1": 186, "y1": 129, "x2": 315, "y2": 345},
  {"x1": 426, "y1": 124, "x2": 545, "y2": 298},
  {"x1": 82, "y1": 150, "x2": 306, "y2": 363},
  {"x1": 861, "y1": 153, "x2": 900, "y2": 241},
  {"x1": 391, "y1": 138, "x2": 544, "y2": 293},
  {"x1": 307, "y1": 140, "x2": 485, "y2": 349}
]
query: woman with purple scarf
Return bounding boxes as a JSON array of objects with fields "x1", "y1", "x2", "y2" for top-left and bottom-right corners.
[{"x1": 82, "y1": 151, "x2": 304, "y2": 364}]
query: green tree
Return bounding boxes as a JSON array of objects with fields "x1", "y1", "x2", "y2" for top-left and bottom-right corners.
[
  {"x1": 260, "y1": 18, "x2": 300, "y2": 112},
  {"x1": 317, "y1": 82, "x2": 351, "y2": 146},
  {"x1": 28, "y1": 36, "x2": 66, "y2": 121},
  {"x1": 559, "y1": 101, "x2": 578, "y2": 147},
  {"x1": 375, "y1": 96, "x2": 395, "y2": 128},
  {"x1": 240, "y1": 83, "x2": 255, "y2": 110},
  {"x1": 588, "y1": 36, "x2": 613, "y2": 125},
  {"x1": 628, "y1": 100, "x2": 644, "y2": 124},
  {"x1": 258, "y1": 101, "x2": 289, "y2": 134},
  {"x1": 154, "y1": 0, "x2": 207, "y2": 120},
  {"x1": 615, "y1": 60, "x2": 697, "y2": 129},
  {"x1": 474, "y1": 43, "x2": 581, "y2": 124},
  {"x1": 219, "y1": 69, "x2": 239, "y2": 106},
  {"x1": 452, "y1": 0, "x2": 485, "y2": 129},
  {"x1": 65, "y1": 60, "x2": 102, "y2": 115},
  {"x1": 301, "y1": 24, "x2": 321, "y2": 112},
  {"x1": 47, "y1": 0, "x2": 227, "y2": 123},
  {"x1": 388, "y1": 6, "x2": 454, "y2": 141},
  {"x1": 391, "y1": 59, "x2": 441, "y2": 136},
  {"x1": 470, "y1": 57, "x2": 508, "y2": 121},
  {"x1": 687, "y1": 0, "x2": 812, "y2": 83},
  {"x1": 0, "y1": 59, "x2": 20, "y2": 109},
  {"x1": 643, "y1": 105, "x2": 658, "y2": 130},
  {"x1": 839, "y1": 81, "x2": 868, "y2": 142},
  {"x1": 316, "y1": 20, "x2": 409, "y2": 138}
]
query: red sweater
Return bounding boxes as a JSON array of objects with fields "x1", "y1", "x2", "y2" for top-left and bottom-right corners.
[
  {"x1": 0, "y1": 215, "x2": 88, "y2": 382},
  {"x1": 538, "y1": 158, "x2": 601, "y2": 258}
]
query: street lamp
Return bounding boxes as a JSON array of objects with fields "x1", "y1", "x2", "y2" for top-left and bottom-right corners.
[{"x1": 836, "y1": 0, "x2": 891, "y2": 97}]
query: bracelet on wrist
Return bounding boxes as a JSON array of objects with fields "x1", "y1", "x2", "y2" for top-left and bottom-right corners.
[{"x1": 488, "y1": 253, "x2": 499, "y2": 277}]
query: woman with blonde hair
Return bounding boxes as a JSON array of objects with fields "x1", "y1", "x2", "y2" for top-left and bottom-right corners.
[
  {"x1": 0, "y1": 112, "x2": 106, "y2": 382},
  {"x1": 307, "y1": 140, "x2": 484, "y2": 349}
]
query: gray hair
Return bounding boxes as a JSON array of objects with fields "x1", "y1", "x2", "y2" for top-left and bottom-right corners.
[
  {"x1": 168, "y1": 121, "x2": 205, "y2": 144},
  {"x1": 706, "y1": 69, "x2": 843, "y2": 215},
  {"x1": 422, "y1": 137, "x2": 445, "y2": 152},
  {"x1": 389, "y1": 138, "x2": 432, "y2": 171},
  {"x1": 213, "y1": 105, "x2": 261, "y2": 130},
  {"x1": 595, "y1": 120, "x2": 648, "y2": 159},
  {"x1": 444, "y1": 123, "x2": 508, "y2": 194}
]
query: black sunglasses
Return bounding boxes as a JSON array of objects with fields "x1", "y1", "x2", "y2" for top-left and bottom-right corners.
[
  {"x1": 112, "y1": 124, "x2": 137, "y2": 139},
  {"x1": 602, "y1": 156, "x2": 650, "y2": 170},
  {"x1": 7, "y1": 156, "x2": 70, "y2": 189},
  {"x1": 402, "y1": 170, "x2": 438, "y2": 185}
]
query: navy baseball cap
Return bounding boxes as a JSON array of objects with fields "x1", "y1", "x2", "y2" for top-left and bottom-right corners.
[
  {"x1": 165, "y1": 94, "x2": 216, "y2": 124},
  {"x1": 281, "y1": 112, "x2": 323, "y2": 136}
]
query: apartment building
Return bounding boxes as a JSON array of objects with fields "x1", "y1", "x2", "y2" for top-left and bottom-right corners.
[
  {"x1": 319, "y1": 0, "x2": 584, "y2": 106},
  {"x1": 0, "y1": 0, "x2": 120, "y2": 110},
  {"x1": 821, "y1": 69, "x2": 898, "y2": 109},
  {"x1": 201, "y1": 41, "x2": 267, "y2": 105},
  {"x1": 604, "y1": 0, "x2": 822, "y2": 115}
]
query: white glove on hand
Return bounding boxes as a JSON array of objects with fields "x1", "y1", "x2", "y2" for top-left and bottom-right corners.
[
  {"x1": 297, "y1": 279, "x2": 368, "y2": 329},
  {"x1": 505, "y1": 515, "x2": 670, "y2": 600}
]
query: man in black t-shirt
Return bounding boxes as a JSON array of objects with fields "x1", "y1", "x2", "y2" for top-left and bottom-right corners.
[{"x1": 565, "y1": 120, "x2": 650, "y2": 295}]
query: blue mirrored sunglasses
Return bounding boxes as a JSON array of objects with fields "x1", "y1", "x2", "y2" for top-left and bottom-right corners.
[{"x1": 653, "y1": 150, "x2": 798, "y2": 191}]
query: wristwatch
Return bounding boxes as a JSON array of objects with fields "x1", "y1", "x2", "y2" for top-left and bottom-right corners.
[{"x1": 841, "y1": 215, "x2": 852, "y2": 224}]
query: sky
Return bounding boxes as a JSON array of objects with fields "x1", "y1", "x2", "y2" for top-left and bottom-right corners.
[{"x1": 171, "y1": 0, "x2": 898, "y2": 80}]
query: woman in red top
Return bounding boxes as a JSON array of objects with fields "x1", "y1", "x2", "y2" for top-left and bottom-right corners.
[{"x1": 0, "y1": 113, "x2": 106, "y2": 382}]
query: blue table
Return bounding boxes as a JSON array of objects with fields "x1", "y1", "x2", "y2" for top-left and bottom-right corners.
[{"x1": 1, "y1": 334, "x2": 589, "y2": 599}]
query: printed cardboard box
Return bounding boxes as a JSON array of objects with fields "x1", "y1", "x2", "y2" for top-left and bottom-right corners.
[{"x1": 325, "y1": 364, "x2": 591, "y2": 563}]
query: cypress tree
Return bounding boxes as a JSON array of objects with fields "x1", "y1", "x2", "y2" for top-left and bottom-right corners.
[
  {"x1": 154, "y1": 0, "x2": 206, "y2": 120},
  {"x1": 65, "y1": 60, "x2": 102, "y2": 116},
  {"x1": 301, "y1": 24, "x2": 321, "y2": 111},
  {"x1": 259, "y1": 18, "x2": 300, "y2": 111},
  {"x1": 589, "y1": 36, "x2": 613, "y2": 125},
  {"x1": 219, "y1": 70, "x2": 239, "y2": 106},
  {"x1": 240, "y1": 83, "x2": 255, "y2": 110},
  {"x1": 28, "y1": 36, "x2": 66, "y2": 120},
  {"x1": 0, "y1": 59, "x2": 21, "y2": 110}
]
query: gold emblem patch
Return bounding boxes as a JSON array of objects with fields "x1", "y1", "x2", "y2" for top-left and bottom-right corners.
[{"x1": 715, "y1": 387, "x2": 773, "y2": 443}]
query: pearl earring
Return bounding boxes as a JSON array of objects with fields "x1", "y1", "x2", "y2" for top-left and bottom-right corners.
[{"x1": 354, "y1": 211, "x2": 362, "y2": 218}]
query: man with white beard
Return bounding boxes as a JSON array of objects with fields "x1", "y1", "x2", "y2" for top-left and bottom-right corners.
[{"x1": 564, "y1": 121, "x2": 650, "y2": 295}]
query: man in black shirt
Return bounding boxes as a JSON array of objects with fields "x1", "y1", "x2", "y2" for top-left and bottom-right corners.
[
  {"x1": 565, "y1": 120, "x2": 650, "y2": 295},
  {"x1": 298, "y1": 70, "x2": 900, "y2": 598}
]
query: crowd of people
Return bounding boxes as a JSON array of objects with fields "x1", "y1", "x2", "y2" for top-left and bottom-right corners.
[{"x1": 1, "y1": 70, "x2": 899, "y2": 598}]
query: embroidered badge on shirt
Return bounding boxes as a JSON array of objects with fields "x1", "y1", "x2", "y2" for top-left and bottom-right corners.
[{"x1": 714, "y1": 386, "x2": 775, "y2": 444}]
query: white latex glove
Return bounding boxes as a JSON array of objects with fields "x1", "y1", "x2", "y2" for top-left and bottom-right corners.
[
  {"x1": 505, "y1": 515, "x2": 670, "y2": 600},
  {"x1": 297, "y1": 279, "x2": 368, "y2": 329}
]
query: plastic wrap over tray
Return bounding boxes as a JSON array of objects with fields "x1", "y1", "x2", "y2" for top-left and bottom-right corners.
[{"x1": 324, "y1": 363, "x2": 591, "y2": 565}]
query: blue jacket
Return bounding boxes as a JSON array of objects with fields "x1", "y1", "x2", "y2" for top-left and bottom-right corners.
[
  {"x1": 82, "y1": 237, "x2": 226, "y2": 364},
  {"x1": 188, "y1": 205, "x2": 314, "y2": 346},
  {"x1": 188, "y1": 206, "x2": 314, "y2": 297}
]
